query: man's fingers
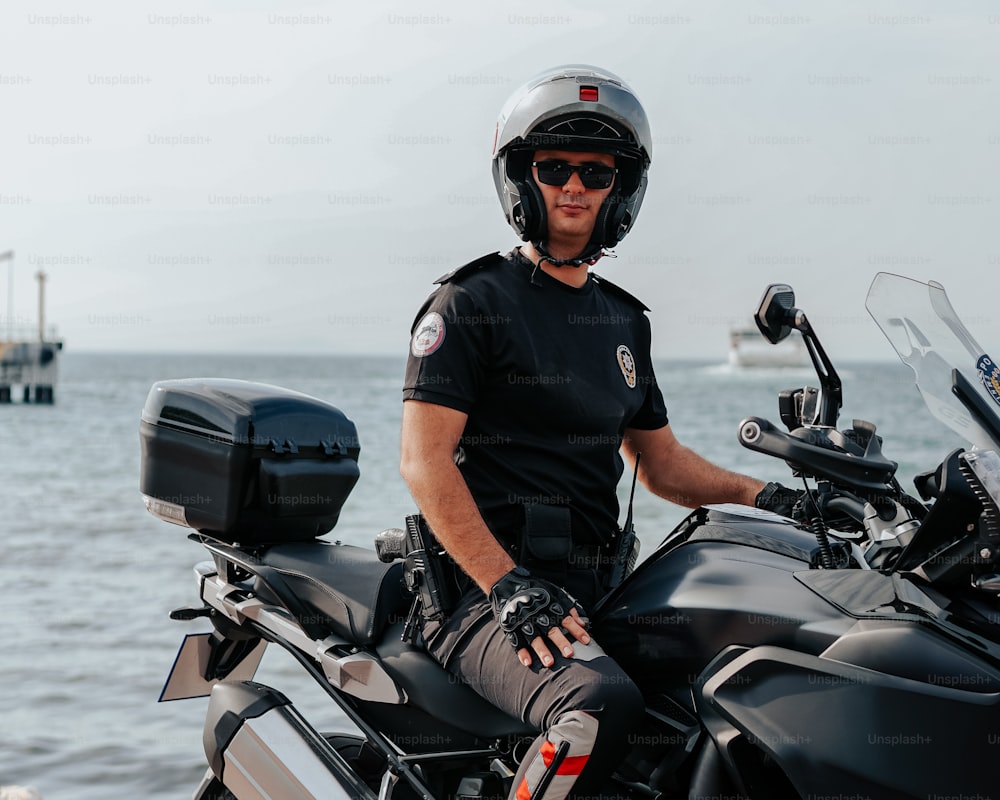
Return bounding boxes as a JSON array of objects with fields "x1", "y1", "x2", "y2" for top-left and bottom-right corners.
[
  {"x1": 530, "y1": 636, "x2": 556, "y2": 667},
  {"x1": 561, "y1": 613, "x2": 591, "y2": 645},
  {"x1": 515, "y1": 641, "x2": 557, "y2": 668},
  {"x1": 547, "y1": 627, "x2": 575, "y2": 658},
  {"x1": 514, "y1": 611, "x2": 593, "y2": 669}
]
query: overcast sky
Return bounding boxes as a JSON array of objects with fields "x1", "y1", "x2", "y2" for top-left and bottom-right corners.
[{"x1": 2, "y1": 0, "x2": 998, "y2": 360}]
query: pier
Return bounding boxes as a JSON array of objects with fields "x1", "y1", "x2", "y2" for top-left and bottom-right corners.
[{"x1": 1, "y1": 252, "x2": 63, "y2": 404}]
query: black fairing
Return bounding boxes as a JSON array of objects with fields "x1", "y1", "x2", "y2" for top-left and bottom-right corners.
[
  {"x1": 593, "y1": 506, "x2": 855, "y2": 693},
  {"x1": 698, "y1": 645, "x2": 1000, "y2": 797},
  {"x1": 594, "y1": 505, "x2": 1000, "y2": 796}
]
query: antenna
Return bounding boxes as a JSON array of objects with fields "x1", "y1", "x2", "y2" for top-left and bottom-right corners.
[
  {"x1": 608, "y1": 451, "x2": 642, "y2": 589},
  {"x1": 624, "y1": 451, "x2": 641, "y2": 534}
]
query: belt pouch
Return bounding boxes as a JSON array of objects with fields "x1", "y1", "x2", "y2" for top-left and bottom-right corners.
[{"x1": 521, "y1": 505, "x2": 572, "y2": 579}]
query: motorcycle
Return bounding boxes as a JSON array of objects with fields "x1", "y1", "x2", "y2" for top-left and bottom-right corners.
[{"x1": 145, "y1": 272, "x2": 1000, "y2": 799}]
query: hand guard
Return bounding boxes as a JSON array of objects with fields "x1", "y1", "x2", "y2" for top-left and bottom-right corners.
[
  {"x1": 488, "y1": 567, "x2": 585, "y2": 652},
  {"x1": 755, "y1": 481, "x2": 805, "y2": 520}
]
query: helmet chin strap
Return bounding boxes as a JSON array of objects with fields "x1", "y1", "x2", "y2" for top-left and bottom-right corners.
[{"x1": 531, "y1": 240, "x2": 607, "y2": 269}]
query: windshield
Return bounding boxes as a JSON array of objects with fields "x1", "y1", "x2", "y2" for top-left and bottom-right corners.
[{"x1": 866, "y1": 272, "x2": 1000, "y2": 451}]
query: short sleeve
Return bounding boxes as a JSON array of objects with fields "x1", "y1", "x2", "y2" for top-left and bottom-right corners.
[
  {"x1": 625, "y1": 315, "x2": 669, "y2": 430},
  {"x1": 402, "y1": 283, "x2": 488, "y2": 414}
]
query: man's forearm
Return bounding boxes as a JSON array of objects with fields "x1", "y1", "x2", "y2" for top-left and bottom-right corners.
[
  {"x1": 644, "y1": 444, "x2": 764, "y2": 509},
  {"x1": 403, "y1": 464, "x2": 516, "y2": 593}
]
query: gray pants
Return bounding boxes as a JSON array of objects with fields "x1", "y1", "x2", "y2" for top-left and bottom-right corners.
[{"x1": 424, "y1": 585, "x2": 645, "y2": 800}]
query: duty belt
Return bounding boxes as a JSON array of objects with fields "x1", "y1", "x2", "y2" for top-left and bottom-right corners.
[{"x1": 483, "y1": 504, "x2": 618, "y2": 575}]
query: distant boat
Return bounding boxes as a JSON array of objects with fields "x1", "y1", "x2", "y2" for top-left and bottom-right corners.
[{"x1": 728, "y1": 326, "x2": 809, "y2": 368}]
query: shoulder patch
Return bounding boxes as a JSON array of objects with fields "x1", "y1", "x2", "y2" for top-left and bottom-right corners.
[
  {"x1": 434, "y1": 251, "x2": 507, "y2": 285},
  {"x1": 591, "y1": 273, "x2": 651, "y2": 312},
  {"x1": 411, "y1": 311, "x2": 446, "y2": 357}
]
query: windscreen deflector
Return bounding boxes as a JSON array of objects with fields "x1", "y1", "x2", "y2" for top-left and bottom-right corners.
[{"x1": 866, "y1": 273, "x2": 1000, "y2": 451}]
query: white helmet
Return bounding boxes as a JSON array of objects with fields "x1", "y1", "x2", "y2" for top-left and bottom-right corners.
[{"x1": 491, "y1": 65, "x2": 653, "y2": 262}]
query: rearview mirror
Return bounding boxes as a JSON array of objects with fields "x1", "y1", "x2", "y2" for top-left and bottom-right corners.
[{"x1": 755, "y1": 284, "x2": 797, "y2": 344}]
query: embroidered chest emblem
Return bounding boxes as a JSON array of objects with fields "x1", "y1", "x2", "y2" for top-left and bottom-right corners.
[
  {"x1": 411, "y1": 311, "x2": 446, "y2": 357},
  {"x1": 617, "y1": 344, "x2": 637, "y2": 389}
]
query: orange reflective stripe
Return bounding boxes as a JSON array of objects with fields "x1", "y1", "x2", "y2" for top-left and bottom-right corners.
[
  {"x1": 555, "y1": 753, "x2": 590, "y2": 776},
  {"x1": 540, "y1": 739, "x2": 557, "y2": 767},
  {"x1": 520, "y1": 737, "x2": 590, "y2": 798}
]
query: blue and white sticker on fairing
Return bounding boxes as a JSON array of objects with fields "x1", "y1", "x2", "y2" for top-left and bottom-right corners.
[
  {"x1": 411, "y1": 311, "x2": 446, "y2": 358},
  {"x1": 977, "y1": 354, "x2": 1000, "y2": 408}
]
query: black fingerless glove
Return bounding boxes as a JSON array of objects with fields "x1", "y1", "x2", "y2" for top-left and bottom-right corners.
[
  {"x1": 755, "y1": 481, "x2": 805, "y2": 520},
  {"x1": 488, "y1": 567, "x2": 586, "y2": 652}
]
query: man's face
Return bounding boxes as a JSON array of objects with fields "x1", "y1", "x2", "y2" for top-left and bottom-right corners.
[{"x1": 531, "y1": 149, "x2": 616, "y2": 246}]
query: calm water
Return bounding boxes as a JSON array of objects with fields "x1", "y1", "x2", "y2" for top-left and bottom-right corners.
[{"x1": 0, "y1": 351, "x2": 965, "y2": 798}]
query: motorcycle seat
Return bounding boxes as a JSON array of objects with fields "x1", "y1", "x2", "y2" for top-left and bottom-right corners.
[
  {"x1": 257, "y1": 543, "x2": 534, "y2": 738},
  {"x1": 257, "y1": 541, "x2": 410, "y2": 646},
  {"x1": 376, "y1": 621, "x2": 536, "y2": 738}
]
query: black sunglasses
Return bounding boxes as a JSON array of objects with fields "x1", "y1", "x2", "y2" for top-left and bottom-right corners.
[{"x1": 532, "y1": 159, "x2": 618, "y2": 190}]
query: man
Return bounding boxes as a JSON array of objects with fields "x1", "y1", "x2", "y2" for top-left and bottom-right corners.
[{"x1": 400, "y1": 65, "x2": 792, "y2": 800}]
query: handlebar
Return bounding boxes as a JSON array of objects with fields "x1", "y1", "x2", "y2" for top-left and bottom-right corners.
[
  {"x1": 738, "y1": 416, "x2": 898, "y2": 492},
  {"x1": 824, "y1": 494, "x2": 868, "y2": 523}
]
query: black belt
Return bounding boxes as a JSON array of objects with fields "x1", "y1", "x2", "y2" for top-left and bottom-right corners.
[
  {"x1": 567, "y1": 544, "x2": 617, "y2": 571},
  {"x1": 483, "y1": 504, "x2": 617, "y2": 574}
]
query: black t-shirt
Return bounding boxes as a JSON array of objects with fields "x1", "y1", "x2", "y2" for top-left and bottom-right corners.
[{"x1": 402, "y1": 250, "x2": 668, "y2": 545}]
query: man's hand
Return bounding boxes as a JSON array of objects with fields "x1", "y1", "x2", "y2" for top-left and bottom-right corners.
[
  {"x1": 755, "y1": 481, "x2": 806, "y2": 520},
  {"x1": 488, "y1": 567, "x2": 591, "y2": 668}
]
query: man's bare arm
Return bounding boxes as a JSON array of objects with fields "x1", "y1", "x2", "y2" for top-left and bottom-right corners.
[
  {"x1": 622, "y1": 424, "x2": 764, "y2": 509},
  {"x1": 399, "y1": 399, "x2": 515, "y2": 593},
  {"x1": 399, "y1": 399, "x2": 590, "y2": 666}
]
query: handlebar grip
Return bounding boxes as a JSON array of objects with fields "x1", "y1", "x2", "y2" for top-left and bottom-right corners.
[
  {"x1": 738, "y1": 416, "x2": 776, "y2": 447},
  {"x1": 374, "y1": 527, "x2": 407, "y2": 562}
]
